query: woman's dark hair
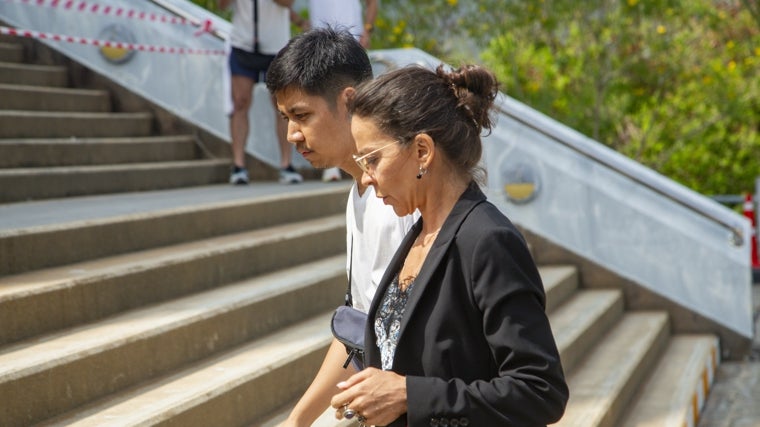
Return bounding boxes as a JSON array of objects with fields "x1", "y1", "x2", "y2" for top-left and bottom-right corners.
[
  {"x1": 266, "y1": 27, "x2": 373, "y2": 105},
  {"x1": 349, "y1": 64, "x2": 498, "y2": 182}
]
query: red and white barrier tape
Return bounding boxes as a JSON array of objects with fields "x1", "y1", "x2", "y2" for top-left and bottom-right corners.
[
  {"x1": 0, "y1": 26, "x2": 225, "y2": 55},
  {"x1": 3, "y1": 0, "x2": 215, "y2": 36}
]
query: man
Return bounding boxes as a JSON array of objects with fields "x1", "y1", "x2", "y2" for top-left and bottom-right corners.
[
  {"x1": 220, "y1": 0, "x2": 303, "y2": 185},
  {"x1": 266, "y1": 27, "x2": 417, "y2": 426},
  {"x1": 307, "y1": 0, "x2": 378, "y2": 182}
]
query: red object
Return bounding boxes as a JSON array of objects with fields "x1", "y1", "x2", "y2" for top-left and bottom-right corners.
[{"x1": 743, "y1": 193, "x2": 759, "y2": 268}]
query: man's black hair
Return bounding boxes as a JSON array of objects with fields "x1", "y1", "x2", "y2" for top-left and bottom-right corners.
[{"x1": 266, "y1": 26, "x2": 373, "y2": 103}]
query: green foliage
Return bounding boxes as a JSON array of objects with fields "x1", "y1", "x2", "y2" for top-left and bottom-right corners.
[{"x1": 372, "y1": 0, "x2": 760, "y2": 195}]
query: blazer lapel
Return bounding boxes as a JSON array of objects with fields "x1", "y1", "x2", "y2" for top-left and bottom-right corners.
[{"x1": 395, "y1": 183, "x2": 487, "y2": 347}]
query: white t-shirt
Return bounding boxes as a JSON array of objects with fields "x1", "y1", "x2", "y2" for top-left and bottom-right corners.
[
  {"x1": 229, "y1": 0, "x2": 290, "y2": 54},
  {"x1": 346, "y1": 183, "x2": 419, "y2": 312},
  {"x1": 309, "y1": 0, "x2": 364, "y2": 40}
]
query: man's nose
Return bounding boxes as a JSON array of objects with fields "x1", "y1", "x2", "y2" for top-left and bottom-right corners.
[{"x1": 287, "y1": 122, "x2": 303, "y2": 144}]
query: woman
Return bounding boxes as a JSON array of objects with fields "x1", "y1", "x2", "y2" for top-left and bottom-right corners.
[{"x1": 330, "y1": 64, "x2": 569, "y2": 426}]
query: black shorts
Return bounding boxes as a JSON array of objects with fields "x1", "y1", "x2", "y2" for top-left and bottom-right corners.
[{"x1": 229, "y1": 47, "x2": 274, "y2": 82}]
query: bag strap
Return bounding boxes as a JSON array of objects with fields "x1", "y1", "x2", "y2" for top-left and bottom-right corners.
[
  {"x1": 342, "y1": 235, "x2": 360, "y2": 369},
  {"x1": 252, "y1": 0, "x2": 259, "y2": 53},
  {"x1": 345, "y1": 235, "x2": 353, "y2": 307}
]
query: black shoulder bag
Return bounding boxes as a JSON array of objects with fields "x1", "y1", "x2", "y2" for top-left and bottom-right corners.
[
  {"x1": 232, "y1": 0, "x2": 276, "y2": 70},
  {"x1": 330, "y1": 236, "x2": 368, "y2": 370}
]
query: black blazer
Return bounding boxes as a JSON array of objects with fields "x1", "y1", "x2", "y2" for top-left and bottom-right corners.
[{"x1": 365, "y1": 183, "x2": 568, "y2": 427}]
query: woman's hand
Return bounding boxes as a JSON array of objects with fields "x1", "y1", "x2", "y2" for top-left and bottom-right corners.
[{"x1": 330, "y1": 367, "x2": 408, "y2": 426}]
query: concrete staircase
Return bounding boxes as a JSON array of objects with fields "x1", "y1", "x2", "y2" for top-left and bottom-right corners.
[
  {"x1": 0, "y1": 36, "x2": 721, "y2": 427},
  {"x1": 0, "y1": 36, "x2": 230, "y2": 204}
]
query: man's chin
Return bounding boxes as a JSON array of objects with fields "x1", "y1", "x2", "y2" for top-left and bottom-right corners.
[
  {"x1": 311, "y1": 161, "x2": 335, "y2": 170},
  {"x1": 302, "y1": 158, "x2": 322, "y2": 168},
  {"x1": 301, "y1": 155, "x2": 336, "y2": 170}
]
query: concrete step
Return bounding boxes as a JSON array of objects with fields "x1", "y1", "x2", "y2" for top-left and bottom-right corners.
[
  {"x1": 0, "y1": 83, "x2": 110, "y2": 112},
  {"x1": 3, "y1": 299, "x2": 341, "y2": 426},
  {"x1": 621, "y1": 335, "x2": 719, "y2": 427},
  {"x1": 0, "y1": 61, "x2": 67, "y2": 86},
  {"x1": 0, "y1": 214, "x2": 345, "y2": 346},
  {"x1": 541, "y1": 264, "x2": 579, "y2": 313},
  {"x1": 552, "y1": 312, "x2": 671, "y2": 427},
  {"x1": 0, "y1": 135, "x2": 200, "y2": 168},
  {"x1": 0, "y1": 42, "x2": 23, "y2": 62},
  {"x1": 550, "y1": 289, "x2": 625, "y2": 373},
  {"x1": 39, "y1": 313, "x2": 335, "y2": 427},
  {"x1": 0, "y1": 110, "x2": 152, "y2": 138},
  {"x1": 0, "y1": 159, "x2": 232, "y2": 202},
  {"x1": 0, "y1": 184, "x2": 348, "y2": 276}
]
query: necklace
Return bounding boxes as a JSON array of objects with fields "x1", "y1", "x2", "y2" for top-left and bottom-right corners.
[{"x1": 399, "y1": 228, "x2": 441, "y2": 290}]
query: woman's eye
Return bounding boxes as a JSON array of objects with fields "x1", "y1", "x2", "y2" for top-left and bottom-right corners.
[{"x1": 366, "y1": 156, "x2": 379, "y2": 166}]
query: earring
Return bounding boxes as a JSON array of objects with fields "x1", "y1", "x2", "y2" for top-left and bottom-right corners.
[{"x1": 416, "y1": 166, "x2": 426, "y2": 179}]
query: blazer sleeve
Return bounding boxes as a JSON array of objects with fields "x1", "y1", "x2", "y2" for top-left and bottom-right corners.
[{"x1": 405, "y1": 225, "x2": 568, "y2": 426}]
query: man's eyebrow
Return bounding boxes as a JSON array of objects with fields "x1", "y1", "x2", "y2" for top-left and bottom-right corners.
[{"x1": 285, "y1": 105, "x2": 305, "y2": 114}]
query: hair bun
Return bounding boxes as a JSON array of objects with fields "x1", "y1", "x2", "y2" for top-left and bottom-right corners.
[{"x1": 437, "y1": 64, "x2": 499, "y2": 133}]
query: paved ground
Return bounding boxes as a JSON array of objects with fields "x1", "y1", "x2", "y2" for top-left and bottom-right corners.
[{"x1": 698, "y1": 283, "x2": 760, "y2": 427}]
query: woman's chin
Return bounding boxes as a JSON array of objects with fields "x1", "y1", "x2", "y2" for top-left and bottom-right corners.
[{"x1": 391, "y1": 205, "x2": 411, "y2": 217}]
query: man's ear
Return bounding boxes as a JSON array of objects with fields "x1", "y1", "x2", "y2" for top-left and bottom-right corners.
[
  {"x1": 339, "y1": 87, "x2": 356, "y2": 106},
  {"x1": 414, "y1": 133, "x2": 435, "y2": 168}
]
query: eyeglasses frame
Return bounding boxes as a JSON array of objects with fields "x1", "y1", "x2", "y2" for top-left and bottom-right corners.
[{"x1": 352, "y1": 141, "x2": 398, "y2": 175}]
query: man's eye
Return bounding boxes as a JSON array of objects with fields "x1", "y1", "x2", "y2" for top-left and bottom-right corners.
[{"x1": 365, "y1": 156, "x2": 379, "y2": 166}]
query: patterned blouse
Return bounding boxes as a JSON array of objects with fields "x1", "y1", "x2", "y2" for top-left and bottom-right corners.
[{"x1": 374, "y1": 274, "x2": 416, "y2": 370}]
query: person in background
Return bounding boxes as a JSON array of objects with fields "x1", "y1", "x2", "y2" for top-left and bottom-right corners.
[
  {"x1": 330, "y1": 64, "x2": 569, "y2": 426},
  {"x1": 220, "y1": 0, "x2": 303, "y2": 185},
  {"x1": 307, "y1": 0, "x2": 378, "y2": 182},
  {"x1": 265, "y1": 27, "x2": 417, "y2": 426}
]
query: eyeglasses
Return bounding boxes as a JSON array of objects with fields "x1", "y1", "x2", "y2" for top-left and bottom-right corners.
[{"x1": 352, "y1": 142, "x2": 397, "y2": 175}]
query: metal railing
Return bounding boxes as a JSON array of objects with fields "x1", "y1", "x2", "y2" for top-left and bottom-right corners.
[{"x1": 493, "y1": 96, "x2": 749, "y2": 246}]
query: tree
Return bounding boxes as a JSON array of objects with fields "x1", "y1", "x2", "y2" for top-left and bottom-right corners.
[
  {"x1": 480, "y1": 0, "x2": 760, "y2": 194},
  {"x1": 373, "y1": 0, "x2": 760, "y2": 195}
]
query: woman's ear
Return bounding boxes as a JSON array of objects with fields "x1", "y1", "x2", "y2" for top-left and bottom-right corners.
[{"x1": 414, "y1": 133, "x2": 435, "y2": 168}]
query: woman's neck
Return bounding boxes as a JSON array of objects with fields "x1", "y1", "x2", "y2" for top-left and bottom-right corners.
[{"x1": 417, "y1": 178, "x2": 469, "y2": 234}]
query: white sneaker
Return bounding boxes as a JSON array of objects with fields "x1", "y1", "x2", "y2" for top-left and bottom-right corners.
[
  {"x1": 279, "y1": 167, "x2": 304, "y2": 184},
  {"x1": 229, "y1": 168, "x2": 249, "y2": 185},
  {"x1": 322, "y1": 167, "x2": 342, "y2": 182}
]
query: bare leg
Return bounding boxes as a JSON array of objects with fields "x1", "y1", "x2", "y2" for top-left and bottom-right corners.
[{"x1": 230, "y1": 75, "x2": 255, "y2": 168}]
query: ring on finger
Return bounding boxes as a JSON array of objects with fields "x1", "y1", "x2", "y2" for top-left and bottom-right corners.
[{"x1": 343, "y1": 407, "x2": 357, "y2": 420}]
